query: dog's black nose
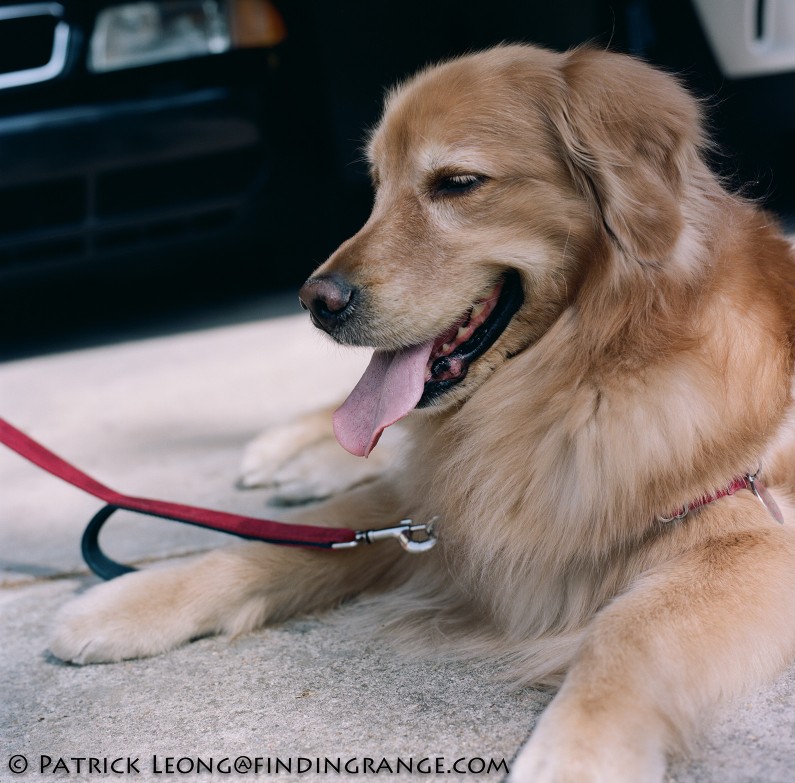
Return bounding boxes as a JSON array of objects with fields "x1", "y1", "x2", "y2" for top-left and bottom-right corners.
[{"x1": 298, "y1": 275, "x2": 356, "y2": 332}]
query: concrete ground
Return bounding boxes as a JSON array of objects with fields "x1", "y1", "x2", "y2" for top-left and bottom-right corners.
[{"x1": 2, "y1": 296, "x2": 794, "y2": 782}]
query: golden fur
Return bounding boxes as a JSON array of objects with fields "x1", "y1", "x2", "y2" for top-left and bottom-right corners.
[{"x1": 51, "y1": 45, "x2": 795, "y2": 782}]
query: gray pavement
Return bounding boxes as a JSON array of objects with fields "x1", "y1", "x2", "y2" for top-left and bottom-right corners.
[{"x1": 2, "y1": 298, "x2": 794, "y2": 782}]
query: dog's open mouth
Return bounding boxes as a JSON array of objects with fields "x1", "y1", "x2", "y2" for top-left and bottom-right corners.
[
  {"x1": 333, "y1": 272, "x2": 523, "y2": 456},
  {"x1": 420, "y1": 271, "x2": 523, "y2": 407}
]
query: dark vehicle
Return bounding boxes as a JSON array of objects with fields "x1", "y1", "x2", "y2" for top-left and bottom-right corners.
[
  {"x1": 0, "y1": 1, "x2": 305, "y2": 308},
  {"x1": 1, "y1": 1, "x2": 793, "y2": 353}
]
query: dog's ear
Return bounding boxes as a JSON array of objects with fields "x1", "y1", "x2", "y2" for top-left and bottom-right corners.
[{"x1": 550, "y1": 48, "x2": 705, "y2": 262}]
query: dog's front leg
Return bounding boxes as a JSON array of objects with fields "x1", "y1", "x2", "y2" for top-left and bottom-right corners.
[
  {"x1": 50, "y1": 479, "x2": 410, "y2": 664},
  {"x1": 509, "y1": 515, "x2": 795, "y2": 783}
]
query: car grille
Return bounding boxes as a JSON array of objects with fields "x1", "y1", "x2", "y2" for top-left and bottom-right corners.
[
  {"x1": 0, "y1": 146, "x2": 266, "y2": 272},
  {"x1": 0, "y1": 4, "x2": 69, "y2": 89},
  {"x1": 0, "y1": 14, "x2": 56, "y2": 74}
]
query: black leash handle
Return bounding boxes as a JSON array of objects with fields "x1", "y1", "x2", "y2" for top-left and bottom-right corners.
[{"x1": 81, "y1": 505, "x2": 137, "y2": 580}]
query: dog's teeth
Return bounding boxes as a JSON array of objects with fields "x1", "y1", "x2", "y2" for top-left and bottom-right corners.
[
  {"x1": 471, "y1": 302, "x2": 486, "y2": 320},
  {"x1": 456, "y1": 327, "x2": 468, "y2": 342},
  {"x1": 441, "y1": 343, "x2": 452, "y2": 354}
]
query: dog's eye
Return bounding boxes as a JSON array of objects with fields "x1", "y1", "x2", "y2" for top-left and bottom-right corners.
[{"x1": 431, "y1": 173, "x2": 486, "y2": 197}]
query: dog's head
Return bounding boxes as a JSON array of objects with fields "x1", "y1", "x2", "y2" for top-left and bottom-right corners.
[{"x1": 300, "y1": 45, "x2": 708, "y2": 456}]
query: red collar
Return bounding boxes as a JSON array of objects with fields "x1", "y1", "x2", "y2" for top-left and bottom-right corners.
[{"x1": 660, "y1": 472, "x2": 784, "y2": 524}]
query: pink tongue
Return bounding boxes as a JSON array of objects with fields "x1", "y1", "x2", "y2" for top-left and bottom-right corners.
[{"x1": 333, "y1": 341, "x2": 435, "y2": 457}]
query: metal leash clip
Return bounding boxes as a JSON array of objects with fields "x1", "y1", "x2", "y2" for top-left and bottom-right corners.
[{"x1": 332, "y1": 517, "x2": 438, "y2": 553}]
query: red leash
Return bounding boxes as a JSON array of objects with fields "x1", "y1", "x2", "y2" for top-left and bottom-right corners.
[
  {"x1": 1, "y1": 417, "x2": 781, "y2": 579},
  {"x1": 0, "y1": 418, "x2": 436, "y2": 580}
]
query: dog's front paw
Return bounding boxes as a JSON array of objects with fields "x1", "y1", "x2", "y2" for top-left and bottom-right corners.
[
  {"x1": 509, "y1": 743, "x2": 603, "y2": 783},
  {"x1": 50, "y1": 568, "x2": 209, "y2": 664},
  {"x1": 509, "y1": 740, "x2": 663, "y2": 783},
  {"x1": 239, "y1": 412, "x2": 333, "y2": 491},
  {"x1": 239, "y1": 412, "x2": 403, "y2": 504},
  {"x1": 264, "y1": 438, "x2": 393, "y2": 505},
  {"x1": 508, "y1": 698, "x2": 666, "y2": 783}
]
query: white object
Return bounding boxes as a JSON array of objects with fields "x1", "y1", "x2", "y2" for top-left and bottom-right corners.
[{"x1": 692, "y1": 0, "x2": 795, "y2": 77}]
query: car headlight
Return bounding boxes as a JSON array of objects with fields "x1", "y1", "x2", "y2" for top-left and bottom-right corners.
[{"x1": 90, "y1": 0, "x2": 283, "y2": 73}]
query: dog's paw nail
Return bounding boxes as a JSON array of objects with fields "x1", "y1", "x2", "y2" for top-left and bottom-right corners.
[
  {"x1": 235, "y1": 471, "x2": 276, "y2": 490},
  {"x1": 50, "y1": 622, "x2": 113, "y2": 665}
]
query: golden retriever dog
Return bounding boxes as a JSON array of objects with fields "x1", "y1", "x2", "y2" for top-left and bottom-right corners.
[{"x1": 51, "y1": 44, "x2": 795, "y2": 781}]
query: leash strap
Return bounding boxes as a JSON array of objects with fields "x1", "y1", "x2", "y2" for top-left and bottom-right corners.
[{"x1": 0, "y1": 418, "x2": 358, "y2": 560}]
